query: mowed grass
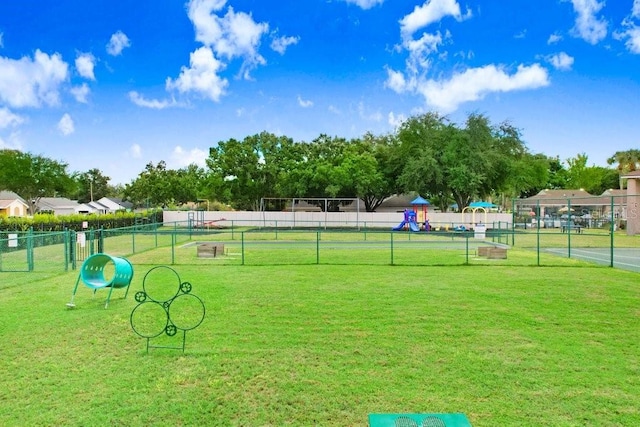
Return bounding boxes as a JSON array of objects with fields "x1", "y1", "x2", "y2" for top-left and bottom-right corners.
[{"x1": 1, "y1": 250, "x2": 640, "y2": 426}]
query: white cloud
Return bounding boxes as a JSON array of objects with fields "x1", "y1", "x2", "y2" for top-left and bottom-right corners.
[
  {"x1": 171, "y1": 145, "x2": 208, "y2": 168},
  {"x1": 129, "y1": 143, "x2": 142, "y2": 158},
  {"x1": 328, "y1": 105, "x2": 341, "y2": 115},
  {"x1": 358, "y1": 102, "x2": 383, "y2": 122},
  {"x1": 70, "y1": 83, "x2": 90, "y2": 103},
  {"x1": 0, "y1": 132, "x2": 23, "y2": 150},
  {"x1": 547, "y1": 33, "x2": 563, "y2": 44},
  {"x1": 547, "y1": 52, "x2": 575, "y2": 70},
  {"x1": 514, "y1": 29, "x2": 527, "y2": 39},
  {"x1": 385, "y1": 67, "x2": 409, "y2": 93},
  {"x1": 614, "y1": 4, "x2": 640, "y2": 54},
  {"x1": 388, "y1": 112, "x2": 406, "y2": 128},
  {"x1": 75, "y1": 53, "x2": 96, "y2": 80},
  {"x1": 297, "y1": 95, "x2": 313, "y2": 108},
  {"x1": 106, "y1": 31, "x2": 131, "y2": 56},
  {"x1": 166, "y1": 46, "x2": 228, "y2": 102},
  {"x1": 57, "y1": 113, "x2": 74, "y2": 136},
  {"x1": 187, "y1": 0, "x2": 269, "y2": 79},
  {"x1": 270, "y1": 35, "x2": 299, "y2": 54},
  {"x1": 403, "y1": 31, "x2": 447, "y2": 73},
  {"x1": 129, "y1": 91, "x2": 182, "y2": 109},
  {"x1": 388, "y1": 63, "x2": 550, "y2": 113},
  {"x1": 614, "y1": 22, "x2": 640, "y2": 54},
  {"x1": 0, "y1": 107, "x2": 24, "y2": 128},
  {"x1": 399, "y1": 0, "x2": 471, "y2": 40},
  {"x1": 343, "y1": 0, "x2": 384, "y2": 9},
  {"x1": 568, "y1": 0, "x2": 607, "y2": 44},
  {"x1": 0, "y1": 50, "x2": 68, "y2": 108}
]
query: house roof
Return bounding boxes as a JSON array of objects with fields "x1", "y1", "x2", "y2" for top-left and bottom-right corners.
[
  {"x1": 96, "y1": 197, "x2": 133, "y2": 210},
  {"x1": 0, "y1": 190, "x2": 29, "y2": 209},
  {"x1": 0, "y1": 190, "x2": 27, "y2": 203},
  {"x1": 521, "y1": 188, "x2": 628, "y2": 207},
  {"x1": 521, "y1": 189, "x2": 594, "y2": 205},
  {"x1": 38, "y1": 197, "x2": 82, "y2": 209},
  {"x1": 88, "y1": 200, "x2": 110, "y2": 211}
]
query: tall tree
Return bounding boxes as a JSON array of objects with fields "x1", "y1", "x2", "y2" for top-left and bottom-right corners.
[
  {"x1": 207, "y1": 132, "x2": 298, "y2": 210},
  {"x1": 123, "y1": 161, "x2": 174, "y2": 208},
  {"x1": 566, "y1": 153, "x2": 618, "y2": 194},
  {"x1": 0, "y1": 149, "x2": 75, "y2": 214},
  {"x1": 73, "y1": 168, "x2": 112, "y2": 203}
]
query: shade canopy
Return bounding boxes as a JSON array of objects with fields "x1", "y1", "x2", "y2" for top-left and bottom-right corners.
[
  {"x1": 410, "y1": 196, "x2": 430, "y2": 205},
  {"x1": 469, "y1": 201, "x2": 497, "y2": 208}
]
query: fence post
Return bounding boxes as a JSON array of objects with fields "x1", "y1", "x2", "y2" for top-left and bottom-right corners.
[
  {"x1": 64, "y1": 229, "x2": 69, "y2": 271},
  {"x1": 536, "y1": 200, "x2": 541, "y2": 266},
  {"x1": 171, "y1": 232, "x2": 175, "y2": 265},
  {"x1": 27, "y1": 227, "x2": 34, "y2": 271},
  {"x1": 316, "y1": 231, "x2": 320, "y2": 265},
  {"x1": 390, "y1": 231, "x2": 394, "y2": 265},
  {"x1": 241, "y1": 231, "x2": 245, "y2": 266},
  {"x1": 98, "y1": 228, "x2": 104, "y2": 253},
  {"x1": 465, "y1": 233, "x2": 469, "y2": 265},
  {"x1": 567, "y1": 199, "x2": 572, "y2": 259},
  {"x1": 610, "y1": 196, "x2": 615, "y2": 267}
]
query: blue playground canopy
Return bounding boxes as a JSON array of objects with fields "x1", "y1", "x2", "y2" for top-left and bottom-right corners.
[{"x1": 410, "y1": 196, "x2": 430, "y2": 205}]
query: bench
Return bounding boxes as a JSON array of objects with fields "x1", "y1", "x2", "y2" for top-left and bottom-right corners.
[
  {"x1": 561, "y1": 225, "x2": 582, "y2": 233},
  {"x1": 478, "y1": 246, "x2": 507, "y2": 259},
  {"x1": 197, "y1": 243, "x2": 225, "y2": 258}
]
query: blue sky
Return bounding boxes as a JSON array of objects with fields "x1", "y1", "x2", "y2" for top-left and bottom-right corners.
[{"x1": 0, "y1": 0, "x2": 639, "y2": 185}]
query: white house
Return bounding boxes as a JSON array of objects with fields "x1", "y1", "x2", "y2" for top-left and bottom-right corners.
[{"x1": 95, "y1": 197, "x2": 133, "y2": 213}]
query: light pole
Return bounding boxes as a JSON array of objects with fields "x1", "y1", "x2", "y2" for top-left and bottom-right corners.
[{"x1": 197, "y1": 199, "x2": 210, "y2": 211}]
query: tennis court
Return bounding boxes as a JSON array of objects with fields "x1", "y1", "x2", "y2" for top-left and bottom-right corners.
[{"x1": 543, "y1": 247, "x2": 640, "y2": 273}]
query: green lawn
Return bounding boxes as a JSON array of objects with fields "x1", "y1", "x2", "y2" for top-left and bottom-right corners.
[{"x1": 1, "y1": 249, "x2": 639, "y2": 426}]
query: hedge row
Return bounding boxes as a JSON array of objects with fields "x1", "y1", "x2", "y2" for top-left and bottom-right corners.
[{"x1": 0, "y1": 210, "x2": 163, "y2": 232}]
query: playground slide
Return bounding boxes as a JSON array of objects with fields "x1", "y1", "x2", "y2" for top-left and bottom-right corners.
[
  {"x1": 393, "y1": 220, "x2": 421, "y2": 232},
  {"x1": 392, "y1": 221, "x2": 407, "y2": 231}
]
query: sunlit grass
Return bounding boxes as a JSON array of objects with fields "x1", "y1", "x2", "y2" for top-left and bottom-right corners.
[{"x1": 1, "y1": 252, "x2": 639, "y2": 425}]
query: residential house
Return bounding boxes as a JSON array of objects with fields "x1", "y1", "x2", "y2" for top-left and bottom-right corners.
[
  {"x1": 0, "y1": 191, "x2": 29, "y2": 217},
  {"x1": 95, "y1": 197, "x2": 133, "y2": 213},
  {"x1": 36, "y1": 197, "x2": 93, "y2": 216}
]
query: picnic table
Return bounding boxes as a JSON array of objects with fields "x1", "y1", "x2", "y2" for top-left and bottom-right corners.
[{"x1": 561, "y1": 222, "x2": 582, "y2": 233}]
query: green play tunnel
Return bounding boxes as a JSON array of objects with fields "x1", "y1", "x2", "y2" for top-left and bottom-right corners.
[{"x1": 80, "y1": 253, "x2": 134, "y2": 289}]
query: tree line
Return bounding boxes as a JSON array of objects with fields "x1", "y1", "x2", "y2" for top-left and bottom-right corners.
[{"x1": 1, "y1": 112, "x2": 638, "y2": 213}]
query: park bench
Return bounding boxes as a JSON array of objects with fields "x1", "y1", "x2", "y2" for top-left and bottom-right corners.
[
  {"x1": 197, "y1": 242, "x2": 225, "y2": 258},
  {"x1": 561, "y1": 222, "x2": 582, "y2": 234}
]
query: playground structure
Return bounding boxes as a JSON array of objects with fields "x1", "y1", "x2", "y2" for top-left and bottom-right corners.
[
  {"x1": 67, "y1": 253, "x2": 134, "y2": 309},
  {"x1": 392, "y1": 196, "x2": 430, "y2": 232},
  {"x1": 461, "y1": 201, "x2": 497, "y2": 226}
]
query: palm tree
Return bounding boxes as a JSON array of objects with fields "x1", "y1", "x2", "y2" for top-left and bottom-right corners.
[{"x1": 607, "y1": 149, "x2": 640, "y2": 189}]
